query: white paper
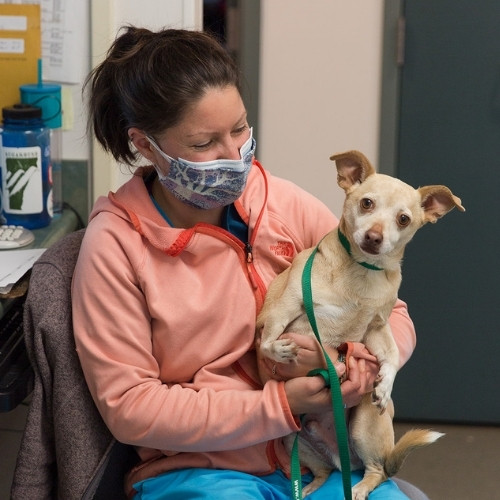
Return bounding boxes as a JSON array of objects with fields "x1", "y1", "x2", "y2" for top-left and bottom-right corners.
[
  {"x1": 0, "y1": 14, "x2": 28, "y2": 31},
  {"x1": 39, "y1": 0, "x2": 85, "y2": 83},
  {"x1": 0, "y1": 37, "x2": 24, "y2": 53},
  {"x1": 0, "y1": 248, "x2": 45, "y2": 294}
]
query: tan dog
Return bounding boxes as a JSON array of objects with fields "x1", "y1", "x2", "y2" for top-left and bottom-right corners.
[{"x1": 256, "y1": 150, "x2": 464, "y2": 499}]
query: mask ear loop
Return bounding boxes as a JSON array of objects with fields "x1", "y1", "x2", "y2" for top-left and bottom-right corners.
[{"x1": 146, "y1": 135, "x2": 173, "y2": 179}]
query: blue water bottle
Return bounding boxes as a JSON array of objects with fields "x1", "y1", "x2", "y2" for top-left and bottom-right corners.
[
  {"x1": 20, "y1": 83, "x2": 63, "y2": 216},
  {"x1": 0, "y1": 104, "x2": 52, "y2": 229}
]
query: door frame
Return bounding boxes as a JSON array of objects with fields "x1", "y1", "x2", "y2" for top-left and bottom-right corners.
[{"x1": 379, "y1": 0, "x2": 404, "y2": 177}]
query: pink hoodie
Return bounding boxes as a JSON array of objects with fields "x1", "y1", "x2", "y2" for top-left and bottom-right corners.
[{"x1": 72, "y1": 162, "x2": 415, "y2": 496}]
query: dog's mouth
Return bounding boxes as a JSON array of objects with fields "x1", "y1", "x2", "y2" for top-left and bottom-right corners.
[
  {"x1": 360, "y1": 242, "x2": 380, "y2": 255},
  {"x1": 359, "y1": 227, "x2": 384, "y2": 255}
]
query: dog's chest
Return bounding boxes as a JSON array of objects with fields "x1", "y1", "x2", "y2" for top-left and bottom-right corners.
[{"x1": 304, "y1": 273, "x2": 397, "y2": 345}]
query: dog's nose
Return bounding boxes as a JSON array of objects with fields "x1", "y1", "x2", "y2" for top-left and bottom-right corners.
[{"x1": 364, "y1": 228, "x2": 383, "y2": 247}]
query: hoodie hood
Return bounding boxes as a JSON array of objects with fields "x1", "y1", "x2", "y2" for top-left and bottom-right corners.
[{"x1": 89, "y1": 164, "x2": 267, "y2": 256}]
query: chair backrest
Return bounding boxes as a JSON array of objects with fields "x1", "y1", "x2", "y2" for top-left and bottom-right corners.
[{"x1": 11, "y1": 229, "x2": 138, "y2": 500}]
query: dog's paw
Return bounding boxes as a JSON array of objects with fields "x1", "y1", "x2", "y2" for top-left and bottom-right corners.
[
  {"x1": 371, "y1": 389, "x2": 390, "y2": 414},
  {"x1": 352, "y1": 483, "x2": 370, "y2": 500},
  {"x1": 301, "y1": 471, "x2": 330, "y2": 498},
  {"x1": 372, "y1": 376, "x2": 389, "y2": 411},
  {"x1": 371, "y1": 365, "x2": 396, "y2": 412},
  {"x1": 260, "y1": 338, "x2": 299, "y2": 363}
]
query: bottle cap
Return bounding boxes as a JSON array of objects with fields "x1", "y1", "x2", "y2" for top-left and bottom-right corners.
[
  {"x1": 19, "y1": 83, "x2": 62, "y2": 128},
  {"x1": 2, "y1": 103, "x2": 43, "y2": 120}
]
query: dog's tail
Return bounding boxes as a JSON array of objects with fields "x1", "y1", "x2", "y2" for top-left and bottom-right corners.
[{"x1": 385, "y1": 429, "x2": 444, "y2": 477}]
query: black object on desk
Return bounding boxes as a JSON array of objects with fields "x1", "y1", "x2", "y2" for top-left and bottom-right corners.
[
  {"x1": 0, "y1": 209, "x2": 81, "y2": 412},
  {"x1": 0, "y1": 295, "x2": 32, "y2": 412}
]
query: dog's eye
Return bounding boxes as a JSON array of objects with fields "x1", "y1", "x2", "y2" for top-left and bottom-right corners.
[
  {"x1": 360, "y1": 198, "x2": 374, "y2": 211},
  {"x1": 398, "y1": 213, "x2": 411, "y2": 227}
]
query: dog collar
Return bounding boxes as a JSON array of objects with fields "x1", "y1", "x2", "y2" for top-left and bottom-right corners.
[{"x1": 337, "y1": 228, "x2": 384, "y2": 271}]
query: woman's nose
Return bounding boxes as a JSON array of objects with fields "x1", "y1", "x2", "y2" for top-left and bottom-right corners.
[
  {"x1": 219, "y1": 140, "x2": 241, "y2": 160},
  {"x1": 219, "y1": 131, "x2": 250, "y2": 160}
]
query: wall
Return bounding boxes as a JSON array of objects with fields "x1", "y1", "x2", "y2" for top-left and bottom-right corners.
[
  {"x1": 59, "y1": 3, "x2": 90, "y2": 164},
  {"x1": 258, "y1": 0, "x2": 384, "y2": 217},
  {"x1": 89, "y1": 0, "x2": 203, "y2": 202}
]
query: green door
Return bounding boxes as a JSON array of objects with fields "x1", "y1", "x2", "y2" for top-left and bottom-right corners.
[{"x1": 386, "y1": 0, "x2": 500, "y2": 423}]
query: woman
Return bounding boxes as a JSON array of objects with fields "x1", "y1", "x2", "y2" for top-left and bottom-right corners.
[{"x1": 73, "y1": 26, "x2": 420, "y2": 499}]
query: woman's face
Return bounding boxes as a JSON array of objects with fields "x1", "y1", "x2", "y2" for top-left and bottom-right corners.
[{"x1": 152, "y1": 85, "x2": 250, "y2": 172}]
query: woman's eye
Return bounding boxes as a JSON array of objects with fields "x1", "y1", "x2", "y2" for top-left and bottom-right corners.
[
  {"x1": 191, "y1": 125, "x2": 248, "y2": 150},
  {"x1": 233, "y1": 124, "x2": 249, "y2": 136},
  {"x1": 193, "y1": 141, "x2": 212, "y2": 150}
]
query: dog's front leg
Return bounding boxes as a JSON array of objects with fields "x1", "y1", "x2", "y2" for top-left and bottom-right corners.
[
  {"x1": 259, "y1": 304, "x2": 304, "y2": 363},
  {"x1": 363, "y1": 320, "x2": 399, "y2": 412},
  {"x1": 260, "y1": 329, "x2": 298, "y2": 363},
  {"x1": 257, "y1": 265, "x2": 308, "y2": 364}
]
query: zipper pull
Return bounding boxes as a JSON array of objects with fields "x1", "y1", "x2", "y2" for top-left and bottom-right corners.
[
  {"x1": 245, "y1": 242, "x2": 253, "y2": 263},
  {"x1": 245, "y1": 242, "x2": 258, "y2": 290}
]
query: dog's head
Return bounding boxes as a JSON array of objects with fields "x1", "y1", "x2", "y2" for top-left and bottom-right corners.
[{"x1": 330, "y1": 150, "x2": 465, "y2": 266}]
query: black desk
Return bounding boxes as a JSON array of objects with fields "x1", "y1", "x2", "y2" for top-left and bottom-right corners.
[{"x1": 0, "y1": 209, "x2": 81, "y2": 412}]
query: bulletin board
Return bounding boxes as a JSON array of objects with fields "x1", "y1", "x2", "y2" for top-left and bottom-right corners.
[
  {"x1": 0, "y1": 4, "x2": 41, "y2": 111},
  {"x1": 0, "y1": 0, "x2": 87, "y2": 113}
]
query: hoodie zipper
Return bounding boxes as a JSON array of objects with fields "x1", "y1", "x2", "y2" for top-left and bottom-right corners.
[
  {"x1": 245, "y1": 242, "x2": 253, "y2": 263},
  {"x1": 243, "y1": 161, "x2": 269, "y2": 312},
  {"x1": 244, "y1": 241, "x2": 259, "y2": 289},
  {"x1": 243, "y1": 240, "x2": 267, "y2": 313}
]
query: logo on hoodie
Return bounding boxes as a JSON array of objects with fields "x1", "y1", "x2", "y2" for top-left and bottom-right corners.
[{"x1": 270, "y1": 241, "x2": 294, "y2": 258}]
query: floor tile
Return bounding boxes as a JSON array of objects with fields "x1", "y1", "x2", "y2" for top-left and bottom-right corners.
[{"x1": 394, "y1": 422, "x2": 500, "y2": 500}]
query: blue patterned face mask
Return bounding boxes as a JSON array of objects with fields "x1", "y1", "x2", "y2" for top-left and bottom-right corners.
[{"x1": 147, "y1": 129, "x2": 256, "y2": 210}]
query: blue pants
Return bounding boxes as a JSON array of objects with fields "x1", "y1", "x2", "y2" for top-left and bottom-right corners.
[{"x1": 133, "y1": 468, "x2": 408, "y2": 499}]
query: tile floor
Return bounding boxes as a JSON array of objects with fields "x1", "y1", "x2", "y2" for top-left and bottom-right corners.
[
  {"x1": 393, "y1": 421, "x2": 499, "y2": 499},
  {"x1": 1, "y1": 400, "x2": 499, "y2": 499}
]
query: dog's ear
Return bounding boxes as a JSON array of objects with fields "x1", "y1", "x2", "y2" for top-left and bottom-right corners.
[
  {"x1": 418, "y1": 185, "x2": 465, "y2": 223},
  {"x1": 330, "y1": 150, "x2": 376, "y2": 191}
]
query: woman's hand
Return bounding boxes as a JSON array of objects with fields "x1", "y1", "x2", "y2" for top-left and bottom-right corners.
[
  {"x1": 263, "y1": 334, "x2": 380, "y2": 413},
  {"x1": 259, "y1": 333, "x2": 346, "y2": 381},
  {"x1": 339, "y1": 343, "x2": 379, "y2": 408},
  {"x1": 284, "y1": 352, "x2": 379, "y2": 415},
  {"x1": 284, "y1": 373, "x2": 333, "y2": 415},
  {"x1": 340, "y1": 356, "x2": 375, "y2": 408}
]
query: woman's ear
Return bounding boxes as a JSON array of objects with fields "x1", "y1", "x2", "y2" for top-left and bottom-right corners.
[{"x1": 128, "y1": 127, "x2": 155, "y2": 163}]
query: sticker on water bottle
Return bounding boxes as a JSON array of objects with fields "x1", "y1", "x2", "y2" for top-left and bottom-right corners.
[{"x1": 0, "y1": 146, "x2": 44, "y2": 214}]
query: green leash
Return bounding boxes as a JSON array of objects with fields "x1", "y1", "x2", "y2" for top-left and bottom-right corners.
[{"x1": 290, "y1": 243, "x2": 352, "y2": 500}]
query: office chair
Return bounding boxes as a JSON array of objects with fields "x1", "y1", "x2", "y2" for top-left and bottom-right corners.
[
  {"x1": 10, "y1": 229, "x2": 138, "y2": 500},
  {"x1": 10, "y1": 229, "x2": 428, "y2": 500}
]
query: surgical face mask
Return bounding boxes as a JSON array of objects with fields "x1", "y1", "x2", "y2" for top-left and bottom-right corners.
[{"x1": 148, "y1": 128, "x2": 256, "y2": 210}]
